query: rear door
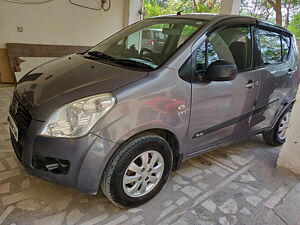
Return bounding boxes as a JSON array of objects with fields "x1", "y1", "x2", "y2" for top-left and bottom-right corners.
[
  {"x1": 249, "y1": 26, "x2": 297, "y2": 131},
  {"x1": 187, "y1": 23, "x2": 260, "y2": 155}
]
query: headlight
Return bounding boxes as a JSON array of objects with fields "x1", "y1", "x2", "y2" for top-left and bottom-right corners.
[{"x1": 40, "y1": 93, "x2": 116, "y2": 138}]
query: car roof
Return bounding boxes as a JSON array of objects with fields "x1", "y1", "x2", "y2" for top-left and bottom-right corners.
[
  {"x1": 150, "y1": 13, "x2": 292, "y2": 35},
  {"x1": 152, "y1": 13, "x2": 253, "y2": 21}
]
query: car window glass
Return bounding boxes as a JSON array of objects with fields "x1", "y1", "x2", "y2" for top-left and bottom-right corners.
[
  {"x1": 178, "y1": 25, "x2": 199, "y2": 47},
  {"x1": 142, "y1": 30, "x2": 150, "y2": 39},
  {"x1": 153, "y1": 31, "x2": 166, "y2": 40},
  {"x1": 90, "y1": 19, "x2": 206, "y2": 69},
  {"x1": 282, "y1": 35, "x2": 291, "y2": 61},
  {"x1": 195, "y1": 42, "x2": 206, "y2": 71},
  {"x1": 194, "y1": 26, "x2": 252, "y2": 73},
  {"x1": 257, "y1": 29, "x2": 282, "y2": 64},
  {"x1": 179, "y1": 56, "x2": 192, "y2": 82}
]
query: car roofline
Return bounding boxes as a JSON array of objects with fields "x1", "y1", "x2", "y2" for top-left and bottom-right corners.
[
  {"x1": 146, "y1": 13, "x2": 292, "y2": 36},
  {"x1": 256, "y1": 19, "x2": 293, "y2": 36},
  {"x1": 149, "y1": 13, "x2": 255, "y2": 20}
]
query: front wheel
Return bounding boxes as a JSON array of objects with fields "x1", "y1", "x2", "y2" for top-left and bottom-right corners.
[
  {"x1": 101, "y1": 133, "x2": 173, "y2": 208},
  {"x1": 263, "y1": 107, "x2": 292, "y2": 146}
]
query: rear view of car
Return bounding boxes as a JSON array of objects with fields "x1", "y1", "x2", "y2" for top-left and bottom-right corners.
[{"x1": 142, "y1": 28, "x2": 167, "y2": 53}]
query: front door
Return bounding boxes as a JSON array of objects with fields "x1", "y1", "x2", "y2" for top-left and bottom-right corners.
[{"x1": 188, "y1": 25, "x2": 260, "y2": 155}]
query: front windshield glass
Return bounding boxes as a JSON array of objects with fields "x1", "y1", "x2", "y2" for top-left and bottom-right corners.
[{"x1": 88, "y1": 18, "x2": 207, "y2": 69}]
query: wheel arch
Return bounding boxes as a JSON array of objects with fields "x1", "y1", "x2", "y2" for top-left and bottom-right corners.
[
  {"x1": 134, "y1": 128, "x2": 183, "y2": 171},
  {"x1": 117, "y1": 128, "x2": 183, "y2": 171},
  {"x1": 96, "y1": 127, "x2": 184, "y2": 195},
  {"x1": 270, "y1": 98, "x2": 296, "y2": 130},
  {"x1": 102, "y1": 128, "x2": 183, "y2": 180}
]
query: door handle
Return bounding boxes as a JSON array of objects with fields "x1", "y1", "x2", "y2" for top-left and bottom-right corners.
[
  {"x1": 287, "y1": 69, "x2": 296, "y2": 77},
  {"x1": 245, "y1": 80, "x2": 258, "y2": 89}
]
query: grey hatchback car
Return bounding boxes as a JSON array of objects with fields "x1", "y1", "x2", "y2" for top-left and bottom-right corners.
[{"x1": 8, "y1": 14, "x2": 299, "y2": 208}]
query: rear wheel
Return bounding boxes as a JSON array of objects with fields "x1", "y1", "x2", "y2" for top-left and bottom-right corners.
[
  {"x1": 263, "y1": 107, "x2": 292, "y2": 146},
  {"x1": 101, "y1": 133, "x2": 173, "y2": 208}
]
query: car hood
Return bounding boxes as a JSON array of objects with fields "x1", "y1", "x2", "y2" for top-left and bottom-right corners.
[{"x1": 15, "y1": 54, "x2": 148, "y2": 121}]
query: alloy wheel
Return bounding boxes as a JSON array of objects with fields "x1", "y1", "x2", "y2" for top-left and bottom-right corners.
[
  {"x1": 122, "y1": 150, "x2": 164, "y2": 197},
  {"x1": 277, "y1": 111, "x2": 291, "y2": 140}
]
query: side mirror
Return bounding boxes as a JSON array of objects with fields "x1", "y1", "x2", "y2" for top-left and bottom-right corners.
[{"x1": 206, "y1": 60, "x2": 237, "y2": 81}]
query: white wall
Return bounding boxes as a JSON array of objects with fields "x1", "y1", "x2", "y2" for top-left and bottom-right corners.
[
  {"x1": 14, "y1": 57, "x2": 56, "y2": 81},
  {"x1": 123, "y1": 0, "x2": 143, "y2": 27},
  {"x1": 0, "y1": 0, "x2": 125, "y2": 48}
]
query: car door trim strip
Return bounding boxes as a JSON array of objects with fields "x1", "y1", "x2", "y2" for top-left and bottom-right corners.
[{"x1": 192, "y1": 99, "x2": 279, "y2": 139}]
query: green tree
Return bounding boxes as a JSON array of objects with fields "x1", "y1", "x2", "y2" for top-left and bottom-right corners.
[
  {"x1": 240, "y1": 0, "x2": 273, "y2": 20},
  {"x1": 241, "y1": 0, "x2": 300, "y2": 28},
  {"x1": 145, "y1": 0, "x2": 300, "y2": 32},
  {"x1": 144, "y1": 0, "x2": 221, "y2": 18},
  {"x1": 266, "y1": 0, "x2": 300, "y2": 27},
  {"x1": 288, "y1": 12, "x2": 300, "y2": 38}
]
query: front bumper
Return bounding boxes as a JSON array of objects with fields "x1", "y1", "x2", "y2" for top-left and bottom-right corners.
[{"x1": 10, "y1": 116, "x2": 116, "y2": 194}]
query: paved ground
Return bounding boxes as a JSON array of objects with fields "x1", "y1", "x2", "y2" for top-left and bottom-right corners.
[{"x1": 0, "y1": 86, "x2": 300, "y2": 225}]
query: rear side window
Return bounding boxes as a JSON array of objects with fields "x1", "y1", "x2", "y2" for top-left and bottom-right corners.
[
  {"x1": 142, "y1": 30, "x2": 150, "y2": 39},
  {"x1": 282, "y1": 35, "x2": 291, "y2": 61},
  {"x1": 257, "y1": 29, "x2": 282, "y2": 64}
]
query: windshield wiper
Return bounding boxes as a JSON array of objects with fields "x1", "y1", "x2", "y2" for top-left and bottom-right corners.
[
  {"x1": 114, "y1": 59, "x2": 155, "y2": 70},
  {"x1": 86, "y1": 51, "x2": 115, "y2": 61},
  {"x1": 85, "y1": 52, "x2": 154, "y2": 70}
]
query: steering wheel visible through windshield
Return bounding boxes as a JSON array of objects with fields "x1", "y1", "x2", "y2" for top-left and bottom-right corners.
[{"x1": 86, "y1": 18, "x2": 207, "y2": 70}]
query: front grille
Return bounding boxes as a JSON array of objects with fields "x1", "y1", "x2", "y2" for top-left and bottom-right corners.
[
  {"x1": 10, "y1": 95, "x2": 32, "y2": 127},
  {"x1": 10, "y1": 132, "x2": 22, "y2": 162}
]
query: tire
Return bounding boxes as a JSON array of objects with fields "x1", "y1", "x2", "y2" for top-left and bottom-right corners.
[
  {"x1": 101, "y1": 133, "x2": 173, "y2": 208},
  {"x1": 263, "y1": 106, "x2": 292, "y2": 146}
]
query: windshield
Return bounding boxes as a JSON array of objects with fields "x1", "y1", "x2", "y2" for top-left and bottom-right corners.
[{"x1": 87, "y1": 18, "x2": 207, "y2": 69}]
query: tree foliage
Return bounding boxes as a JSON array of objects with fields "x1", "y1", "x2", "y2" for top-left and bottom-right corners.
[
  {"x1": 240, "y1": 0, "x2": 273, "y2": 19},
  {"x1": 240, "y1": 0, "x2": 300, "y2": 28},
  {"x1": 144, "y1": 0, "x2": 221, "y2": 18},
  {"x1": 144, "y1": 0, "x2": 300, "y2": 38},
  {"x1": 288, "y1": 12, "x2": 300, "y2": 38}
]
